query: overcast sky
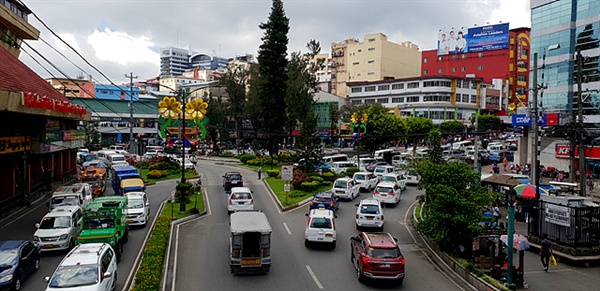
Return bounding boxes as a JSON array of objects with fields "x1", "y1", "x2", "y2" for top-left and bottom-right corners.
[{"x1": 18, "y1": 0, "x2": 530, "y2": 85}]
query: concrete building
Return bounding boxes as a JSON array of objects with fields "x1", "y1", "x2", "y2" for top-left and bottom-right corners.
[
  {"x1": 94, "y1": 84, "x2": 140, "y2": 101},
  {"x1": 308, "y1": 53, "x2": 332, "y2": 93},
  {"x1": 330, "y1": 33, "x2": 421, "y2": 98},
  {"x1": 313, "y1": 91, "x2": 344, "y2": 141},
  {"x1": 46, "y1": 77, "x2": 96, "y2": 98},
  {"x1": 422, "y1": 26, "x2": 531, "y2": 115},
  {"x1": 347, "y1": 76, "x2": 490, "y2": 126},
  {"x1": 0, "y1": 0, "x2": 38, "y2": 58},
  {"x1": 160, "y1": 46, "x2": 232, "y2": 77}
]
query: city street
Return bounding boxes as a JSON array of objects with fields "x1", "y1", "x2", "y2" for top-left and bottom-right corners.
[
  {"x1": 0, "y1": 179, "x2": 177, "y2": 291},
  {"x1": 171, "y1": 159, "x2": 463, "y2": 290}
]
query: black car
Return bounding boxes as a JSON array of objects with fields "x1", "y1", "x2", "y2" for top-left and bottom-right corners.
[
  {"x1": 222, "y1": 172, "x2": 243, "y2": 192},
  {"x1": 0, "y1": 240, "x2": 40, "y2": 291},
  {"x1": 309, "y1": 192, "x2": 340, "y2": 212}
]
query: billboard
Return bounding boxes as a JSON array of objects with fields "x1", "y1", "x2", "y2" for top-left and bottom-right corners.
[
  {"x1": 511, "y1": 113, "x2": 560, "y2": 127},
  {"x1": 437, "y1": 23, "x2": 509, "y2": 56}
]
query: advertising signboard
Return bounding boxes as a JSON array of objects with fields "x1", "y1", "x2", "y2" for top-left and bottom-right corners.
[
  {"x1": 437, "y1": 23, "x2": 509, "y2": 56},
  {"x1": 511, "y1": 113, "x2": 560, "y2": 127}
]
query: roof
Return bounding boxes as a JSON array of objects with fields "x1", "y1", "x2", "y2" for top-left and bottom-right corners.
[
  {"x1": 48, "y1": 205, "x2": 81, "y2": 216},
  {"x1": 0, "y1": 240, "x2": 27, "y2": 250},
  {"x1": 481, "y1": 173, "x2": 522, "y2": 187},
  {"x1": 314, "y1": 191, "x2": 334, "y2": 198},
  {"x1": 69, "y1": 97, "x2": 159, "y2": 115},
  {"x1": 62, "y1": 243, "x2": 106, "y2": 266},
  {"x1": 230, "y1": 187, "x2": 251, "y2": 193},
  {"x1": 359, "y1": 198, "x2": 381, "y2": 205},
  {"x1": 230, "y1": 211, "x2": 272, "y2": 233},
  {"x1": 364, "y1": 232, "x2": 397, "y2": 248},
  {"x1": 309, "y1": 209, "x2": 334, "y2": 218}
]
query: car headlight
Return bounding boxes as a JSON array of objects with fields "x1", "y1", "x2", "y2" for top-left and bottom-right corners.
[
  {"x1": 59, "y1": 234, "x2": 69, "y2": 240},
  {"x1": 0, "y1": 275, "x2": 13, "y2": 283},
  {"x1": 33, "y1": 235, "x2": 40, "y2": 242},
  {"x1": 110, "y1": 238, "x2": 116, "y2": 245}
]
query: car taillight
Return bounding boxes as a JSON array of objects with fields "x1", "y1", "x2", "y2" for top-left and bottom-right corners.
[
  {"x1": 310, "y1": 201, "x2": 316, "y2": 205},
  {"x1": 233, "y1": 249, "x2": 240, "y2": 258},
  {"x1": 251, "y1": 199, "x2": 254, "y2": 204},
  {"x1": 361, "y1": 256, "x2": 370, "y2": 266},
  {"x1": 229, "y1": 199, "x2": 233, "y2": 205},
  {"x1": 307, "y1": 218, "x2": 311, "y2": 226},
  {"x1": 239, "y1": 179, "x2": 243, "y2": 183},
  {"x1": 381, "y1": 215, "x2": 384, "y2": 220},
  {"x1": 400, "y1": 256, "x2": 405, "y2": 265},
  {"x1": 390, "y1": 191, "x2": 395, "y2": 196},
  {"x1": 263, "y1": 248, "x2": 270, "y2": 257},
  {"x1": 356, "y1": 214, "x2": 359, "y2": 219},
  {"x1": 226, "y1": 179, "x2": 230, "y2": 183},
  {"x1": 374, "y1": 190, "x2": 379, "y2": 195},
  {"x1": 329, "y1": 202, "x2": 334, "y2": 207}
]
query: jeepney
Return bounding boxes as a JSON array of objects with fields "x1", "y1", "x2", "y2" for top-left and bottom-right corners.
[
  {"x1": 80, "y1": 167, "x2": 107, "y2": 197},
  {"x1": 119, "y1": 178, "x2": 146, "y2": 196},
  {"x1": 78, "y1": 196, "x2": 129, "y2": 260},
  {"x1": 229, "y1": 211, "x2": 272, "y2": 274}
]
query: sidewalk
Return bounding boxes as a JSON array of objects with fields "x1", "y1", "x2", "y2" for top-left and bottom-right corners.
[{"x1": 0, "y1": 180, "x2": 68, "y2": 226}]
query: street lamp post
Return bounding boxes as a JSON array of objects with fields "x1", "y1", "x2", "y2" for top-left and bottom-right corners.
[{"x1": 506, "y1": 188, "x2": 517, "y2": 291}]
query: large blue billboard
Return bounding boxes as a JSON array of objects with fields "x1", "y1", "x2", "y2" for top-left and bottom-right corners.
[{"x1": 437, "y1": 23, "x2": 509, "y2": 56}]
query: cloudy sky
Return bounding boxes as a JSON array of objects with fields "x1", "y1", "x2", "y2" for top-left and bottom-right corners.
[{"x1": 19, "y1": 0, "x2": 530, "y2": 85}]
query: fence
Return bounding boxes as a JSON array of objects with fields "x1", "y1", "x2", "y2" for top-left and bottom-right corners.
[{"x1": 529, "y1": 200, "x2": 600, "y2": 248}]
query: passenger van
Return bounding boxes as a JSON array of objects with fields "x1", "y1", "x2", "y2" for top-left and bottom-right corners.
[
  {"x1": 109, "y1": 145, "x2": 126, "y2": 151},
  {"x1": 331, "y1": 161, "x2": 357, "y2": 174},
  {"x1": 451, "y1": 140, "x2": 473, "y2": 151},
  {"x1": 373, "y1": 149, "x2": 394, "y2": 160},
  {"x1": 95, "y1": 150, "x2": 117, "y2": 163},
  {"x1": 322, "y1": 154, "x2": 348, "y2": 166},
  {"x1": 107, "y1": 154, "x2": 128, "y2": 168},
  {"x1": 47, "y1": 183, "x2": 93, "y2": 211}
]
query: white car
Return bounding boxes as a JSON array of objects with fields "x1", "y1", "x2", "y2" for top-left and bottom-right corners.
[
  {"x1": 355, "y1": 198, "x2": 384, "y2": 231},
  {"x1": 373, "y1": 165, "x2": 395, "y2": 180},
  {"x1": 352, "y1": 172, "x2": 378, "y2": 192},
  {"x1": 331, "y1": 177, "x2": 360, "y2": 200},
  {"x1": 44, "y1": 243, "x2": 117, "y2": 291},
  {"x1": 380, "y1": 172, "x2": 407, "y2": 191},
  {"x1": 34, "y1": 205, "x2": 83, "y2": 251},
  {"x1": 125, "y1": 192, "x2": 150, "y2": 226},
  {"x1": 373, "y1": 181, "x2": 401, "y2": 205},
  {"x1": 304, "y1": 209, "x2": 337, "y2": 248},
  {"x1": 405, "y1": 170, "x2": 420, "y2": 186},
  {"x1": 227, "y1": 187, "x2": 254, "y2": 214}
]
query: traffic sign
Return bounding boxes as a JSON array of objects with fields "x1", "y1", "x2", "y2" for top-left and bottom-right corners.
[
  {"x1": 284, "y1": 184, "x2": 290, "y2": 192},
  {"x1": 281, "y1": 165, "x2": 293, "y2": 181}
]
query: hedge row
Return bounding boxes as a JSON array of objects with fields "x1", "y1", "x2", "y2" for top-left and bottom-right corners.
[{"x1": 131, "y1": 215, "x2": 172, "y2": 291}]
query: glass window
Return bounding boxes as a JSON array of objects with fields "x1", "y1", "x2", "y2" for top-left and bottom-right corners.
[
  {"x1": 365, "y1": 86, "x2": 376, "y2": 92},
  {"x1": 407, "y1": 82, "x2": 419, "y2": 89},
  {"x1": 438, "y1": 68, "x2": 443, "y2": 73},
  {"x1": 424, "y1": 58, "x2": 428, "y2": 63},
  {"x1": 365, "y1": 99, "x2": 376, "y2": 104},
  {"x1": 461, "y1": 66, "x2": 467, "y2": 72},
  {"x1": 391, "y1": 97, "x2": 404, "y2": 103},
  {"x1": 478, "y1": 65, "x2": 484, "y2": 70},
  {"x1": 377, "y1": 98, "x2": 388, "y2": 103},
  {"x1": 392, "y1": 83, "x2": 404, "y2": 90},
  {"x1": 351, "y1": 87, "x2": 362, "y2": 93},
  {"x1": 452, "y1": 67, "x2": 457, "y2": 72},
  {"x1": 378, "y1": 85, "x2": 389, "y2": 91},
  {"x1": 424, "y1": 69, "x2": 428, "y2": 75}
]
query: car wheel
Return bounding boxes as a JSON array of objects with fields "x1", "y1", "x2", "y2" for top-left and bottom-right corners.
[
  {"x1": 112, "y1": 273, "x2": 117, "y2": 291},
  {"x1": 34, "y1": 257, "x2": 40, "y2": 271},
  {"x1": 396, "y1": 277, "x2": 404, "y2": 285},
  {"x1": 14, "y1": 278, "x2": 21, "y2": 291},
  {"x1": 331, "y1": 241, "x2": 336, "y2": 249},
  {"x1": 304, "y1": 239, "x2": 310, "y2": 248},
  {"x1": 68, "y1": 239, "x2": 75, "y2": 250},
  {"x1": 354, "y1": 258, "x2": 365, "y2": 283}
]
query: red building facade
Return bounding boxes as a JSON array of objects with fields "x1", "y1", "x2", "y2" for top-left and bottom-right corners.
[{"x1": 422, "y1": 27, "x2": 531, "y2": 116}]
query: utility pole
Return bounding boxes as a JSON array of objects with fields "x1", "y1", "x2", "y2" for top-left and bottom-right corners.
[
  {"x1": 125, "y1": 73, "x2": 138, "y2": 154},
  {"x1": 531, "y1": 53, "x2": 540, "y2": 199},
  {"x1": 576, "y1": 51, "x2": 586, "y2": 196},
  {"x1": 474, "y1": 110, "x2": 480, "y2": 172}
]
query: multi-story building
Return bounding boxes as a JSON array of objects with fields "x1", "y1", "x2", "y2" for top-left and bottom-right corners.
[
  {"x1": 160, "y1": 46, "x2": 231, "y2": 77},
  {"x1": 347, "y1": 76, "x2": 491, "y2": 126},
  {"x1": 308, "y1": 53, "x2": 332, "y2": 93},
  {"x1": 46, "y1": 77, "x2": 96, "y2": 98},
  {"x1": 94, "y1": 84, "x2": 140, "y2": 101},
  {"x1": 189, "y1": 53, "x2": 228, "y2": 73},
  {"x1": 0, "y1": 0, "x2": 89, "y2": 210},
  {"x1": 330, "y1": 33, "x2": 421, "y2": 98},
  {"x1": 422, "y1": 25, "x2": 531, "y2": 115},
  {"x1": 313, "y1": 91, "x2": 344, "y2": 141}
]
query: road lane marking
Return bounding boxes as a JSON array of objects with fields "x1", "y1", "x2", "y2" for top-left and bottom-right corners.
[
  {"x1": 306, "y1": 265, "x2": 324, "y2": 289},
  {"x1": 283, "y1": 222, "x2": 292, "y2": 235}
]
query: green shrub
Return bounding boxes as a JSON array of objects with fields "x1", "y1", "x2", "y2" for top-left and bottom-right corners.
[
  {"x1": 247, "y1": 159, "x2": 261, "y2": 166},
  {"x1": 135, "y1": 161, "x2": 150, "y2": 170},
  {"x1": 240, "y1": 154, "x2": 256, "y2": 164},
  {"x1": 301, "y1": 181, "x2": 320, "y2": 192},
  {"x1": 220, "y1": 151, "x2": 234, "y2": 157},
  {"x1": 266, "y1": 170, "x2": 280, "y2": 177},
  {"x1": 320, "y1": 181, "x2": 331, "y2": 186},
  {"x1": 321, "y1": 172, "x2": 335, "y2": 181},
  {"x1": 310, "y1": 176, "x2": 324, "y2": 183},
  {"x1": 131, "y1": 215, "x2": 171, "y2": 291},
  {"x1": 147, "y1": 169, "x2": 168, "y2": 178},
  {"x1": 345, "y1": 167, "x2": 360, "y2": 177},
  {"x1": 149, "y1": 161, "x2": 178, "y2": 171},
  {"x1": 262, "y1": 157, "x2": 279, "y2": 165}
]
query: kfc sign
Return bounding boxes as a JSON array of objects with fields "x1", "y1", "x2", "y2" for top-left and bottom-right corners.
[
  {"x1": 555, "y1": 145, "x2": 570, "y2": 158},
  {"x1": 556, "y1": 144, "x2": 600, "y2": 159}
]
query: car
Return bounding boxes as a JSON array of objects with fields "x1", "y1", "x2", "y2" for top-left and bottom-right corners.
[
  {"x1": 227, "y1": 187, "x2": 254, "y2": 214},
  {"x1": 44, "y1": 243, "x2": 117, "y2": 291},
  {"x1": 222, "y1": 172, "x2": 243, "y2": 192},
  {"x1": 353, "y1": 172, "x2": 378, "y2": 192},
  {"x1": 373, "y1": 165, "x2": 395, "y2": 180},
  {"x1": 355, "y1": 198, "x2": 384, "y2": 231},
  {"x1": 176, "y1": 158, "x2": 196, "y2": 170},
  {"x1": 308, "y1": 192, "x2": 339, "y2": 212},
  {"x1": 355, "y1": 157, "x2": 376, "y2": 171},
  {"x1": 125, "y1": 192, "x2": 150, "y2": 227},
  {"x1": 331, "y1": 177, "x2": 360, "y2": 200},
  {"x1": 373, "y1": 181, "x2": 402, "y2": 205},
  {"x1": 350, "y1": 232, "x2": 405, "y2": 284},
  {"x1": 33, "y1": 205, "x2": 83, "y2": 252},
  {"x1": 330, "y1": 161, "x2": 357, "y2": 174},
  {"x1": 380, "y1": 172, "x2": 407, "y2": 191},
  {"x1": 0, "y1": 240, "x2": 40, "y2": 291},
  {"x1": 365, "y1": 161, "x2": 388, "y2": 172},
  {"x1": 405, "y1": 170, "x2": 420, "y2": 186},
  {"x1": 304, "y1": 209, "x2": 337, "y2": 248}
]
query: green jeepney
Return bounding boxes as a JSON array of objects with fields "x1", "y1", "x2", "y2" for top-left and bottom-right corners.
[{"x1": 77, "y1": 196, "x2": 129, "y2": 260}]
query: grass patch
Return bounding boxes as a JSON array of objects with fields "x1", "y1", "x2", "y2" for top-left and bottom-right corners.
[
  {"x1": 139, "y1": 168, "x2": 197, "y2": 183},
  {"x1": 415, "y1": 204, "x2": 422, "y2": 221},
  {"x1": 265, "y1": 177, "x2": 332, "y2": 207},
  {"x1": 131, "y1": 189, "x2": 204, "y2": 291}
]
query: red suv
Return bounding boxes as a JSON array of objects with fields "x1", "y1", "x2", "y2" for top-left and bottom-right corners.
[{"x1": 350, "y1": 232, "x2": 405, "y2": 284}]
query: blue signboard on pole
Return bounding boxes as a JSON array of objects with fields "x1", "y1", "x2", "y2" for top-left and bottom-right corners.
[{"x1": 511, "y1": 114, "x2": 559, "y2": 127}]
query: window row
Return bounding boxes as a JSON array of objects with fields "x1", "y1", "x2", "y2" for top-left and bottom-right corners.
[{"x1": 400, "y1": 111, "x2": 465, "y2": 120}]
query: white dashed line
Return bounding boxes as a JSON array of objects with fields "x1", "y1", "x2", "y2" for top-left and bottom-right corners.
[
  {"x1": 306, "y1": 265, "x2": 324, "y2": 289},
  {"x1": 283, "y1": 222, "x2": 292, "y2": 235}
]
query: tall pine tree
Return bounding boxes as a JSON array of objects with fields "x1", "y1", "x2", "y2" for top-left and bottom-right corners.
[{"x1": 257, "y1": 0, "x2": 289, "y2": 156}]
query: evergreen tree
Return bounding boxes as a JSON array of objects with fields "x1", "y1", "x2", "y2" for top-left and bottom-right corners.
[{"x1": 257, "y1": 0, "x2": 289, "y2": 156}]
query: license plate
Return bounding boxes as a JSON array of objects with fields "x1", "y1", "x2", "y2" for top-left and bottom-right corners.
[
  {"x1": 43, "y1": 244, "x2": 54, "y2": 248},
  {"x1": 366, "y1": 217, "x2": 374, "y2": 220},
  {"x1": 232, "y1": 181, "x2": 238, "y2": 184},
  {"x1": 408, "y1": 177, "x2": 412, "y2": 180},
  {"x1": 128, "y1": 220, "x2": 134, "y2": 223},
  {"x1": 381, "y1": 194, "x2": 387, "y2": 197},
  {"x1": 242, "y1": 259, "x2": 261, "y2": 266},
  {"x1": 238, "y1": 202, "x2": 245, "y2": 205},
  {"x1": 380, "y1": 263, "x2": 391, "y2": 268},
  {"x1": 336, "y1": 191, "x2": 344, "y2": 194}
]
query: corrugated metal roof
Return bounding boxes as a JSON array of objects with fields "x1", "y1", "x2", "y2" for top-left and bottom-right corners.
[{"x1": 70, "y1": 98, "x2": 158, "y2": 115}]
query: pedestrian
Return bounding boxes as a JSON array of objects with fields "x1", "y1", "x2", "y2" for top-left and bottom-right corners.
[
  {"x1": 558, "y1": 171, "x2": 565, "y2": 182},
  {"x1": 258, "y1": 166, "x2": 262, "y2": 180},
  {"x1": 492, "y1": 204, "x2": 500, "y2": 223},
  {"x1": 540, "y1": 233, "x2": 552, "y2": 272},
  {"x1": 492, "y1": 163, "x2": 500, "y2": 174},
  {"x1": 586, "y1": 176, "x2": 594, "y2": 192},
  {"x1": 503, "y1": 157, "x2": 509, "y2": 171}
]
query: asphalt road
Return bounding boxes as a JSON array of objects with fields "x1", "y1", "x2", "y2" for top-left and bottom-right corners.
[
  {"x1": 172, "y1": 159, "x2": 463, "y2": 290},
  {"x1": 0, "y1": 177, "x2": 178, "y2": 291}
]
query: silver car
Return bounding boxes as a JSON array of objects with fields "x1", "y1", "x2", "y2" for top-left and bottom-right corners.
[{"x1": 227, "y1": 187, "x2": 254, "y2": 214}]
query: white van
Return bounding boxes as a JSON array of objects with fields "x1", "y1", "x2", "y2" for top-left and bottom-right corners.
[
  {"x1": 322, "y1": 154, "x2": 348, "y2": 166},
  {"x1": 109, "y1": 145, "x2": 126, "y2": 151},
  {"x1": 95, "y1": 150, "x2": 117, "y2": 163},
  {"x1": 451, "y1": 140, "x2": 473, "y2": 151},
  {"x1": 487, "y1": 144, "x2": 505, "y2": 152},
  {"x1": 47, "y1": 183, "x2": 93, "y2": 211},
  {"x1": 331, "y1": 161, "x2": 357, "y2": 174},
  {"x1": 373, "y1": 149, "x2": 394, "y2": 159},
  {"x1": 107, "y1": 154, "x2": 128, "y2": 168}
]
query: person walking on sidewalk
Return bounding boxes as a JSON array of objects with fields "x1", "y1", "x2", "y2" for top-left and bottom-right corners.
[
  {"x1": 540, "y1": 233, "x2": 552, "y2": 272},
  {"x1": 587, "y1": 176, "x2": 594, "y2": 193},
  {"x1": 503, "y1": 157, "x2": 509, "y2": 171},
  {"x1": 258, "y1": 166, "x2": 262, "y2": 180}
]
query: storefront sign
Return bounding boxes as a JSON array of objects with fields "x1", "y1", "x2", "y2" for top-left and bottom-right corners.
[
  {"x1": 42, "y1": 130, "x2": 63, "y2": 143},
  {"x1": 545, "y1": 204, "x2": 570, "y2": 227},
  {"x1": 512, "y1": 113, "x2": 560, "y2": 126},
  {"x1": 0, "y1": 136, "x2": 31, "y2": 155},
  {"x1": 63, "y1": 130, "x2": 86, "y2": 141},
  {"x1": 22, "y1": 91, "x2": 87, "y2": 116},
  {"x1": 556, "y1": 145, "x2": 600, "y2": 159}
]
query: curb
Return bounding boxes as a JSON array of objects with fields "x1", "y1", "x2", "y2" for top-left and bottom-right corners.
[{"x1": 261, "y1": 178, "x2": 313, "y2": 212}]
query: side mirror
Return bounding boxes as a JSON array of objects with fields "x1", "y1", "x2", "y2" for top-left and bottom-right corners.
[
  {"x1": 355, "y1": 204, "x2": 359, "y2": 207},
  {"x1": 43, "y1": 276, "x2": 50, "y2": 283},
  {"x1": 35, "y1": 223, "x2": 40, "y2": 229},
  {"x1": 103, "y1": 271, "x2": 112, "y2": 279},
  {"x1": 146, "y1": 202, "x2": 150, "y2": 207}
]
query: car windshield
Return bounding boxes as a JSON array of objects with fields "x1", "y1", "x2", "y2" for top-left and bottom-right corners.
[
  {"x1": 83, "y1": 218, "x2": 115, "y2": 229},
  {"x1": 52, "y1": 196, "x2": 79, "y2": 207},
  {"x1": 334, "y1": 181, "x2": 348, "y2": 188},
  {"x1": 40, "y1": 216, "x2": 71, "y2": 229},
  {"x1": 232, "y1": 193, "x2": 251, "y2": 200},
  {"x1": 49, "y1": 264, "x2": 99, "y2": 288},
  {"x1": 127, "y1": 199, "x2": 144, "y2": 209},
  {"x1": 112, "y1": 156, "x2": 126, "y2": 162},
  {"x1": 314, "y1": 196, "x2": 332, "y2": 202},
  {"x1": 381, "y1": 176, "x2": 395, "y2": 182},
  {"x1": 369, "y1": 247, "x2": 401, "y2": 259},
  {"x1": 0, "y1": 250, "x2": 18, "y2": 266},
  {"x1": 310, "y1": 217, "x2": 332, "y2": 229},
  {"x1": 360, "y1": 205, "x2": 380, "y2": 214},
  {"x1": 376, "y1": 187, "x2": 393, "y2": 193},
  {"x1": 374, "y1": 168, "x2": 385, "y2": 173},
  {"x1": 354, "y1": 174, "x2": 365, "y2": 180}
]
